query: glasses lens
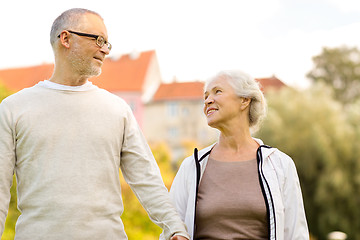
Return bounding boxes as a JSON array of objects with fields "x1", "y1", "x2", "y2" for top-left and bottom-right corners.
[
  {"x1": 107, "y1": 43, "x2": 112, "y2": 51},
  {"x1": 96, "y1": 36, "x2": 105, "y2": 48},
  {"x1": 96, "y1": 36, "x2": 112, "y2": 51}
]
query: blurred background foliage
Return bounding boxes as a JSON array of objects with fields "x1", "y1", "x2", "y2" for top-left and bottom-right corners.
[
  {"x1": 0, "y1": 82, "x2": 12, "y2": 102},
  {"x1": 1, "y1": 46, "x2": 360, "y2": 240},
  {"x1": 256, "y1": 84, "x2": 360, "y2": 239},
  {"x1": 256, "y1": 46, "x2": 360, "y2": 240}
]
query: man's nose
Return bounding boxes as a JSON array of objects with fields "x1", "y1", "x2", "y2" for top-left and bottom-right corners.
[{"x1": 100, "y1": 45, "x2": 110, "y2": 55}]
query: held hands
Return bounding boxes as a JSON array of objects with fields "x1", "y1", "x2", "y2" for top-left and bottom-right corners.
[{"x1": 170, "y1": 235, "x2": 189, "y2": 240}]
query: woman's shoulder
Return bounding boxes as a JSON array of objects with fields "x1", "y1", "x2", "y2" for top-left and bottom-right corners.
[
  {"x1": 271, "y1": 148, "x2": 292, "y2": 161},
  {"x1": 181, "y1": 144, "x2": 215, "y2": 167},
  {"x1": 257, "y1": 138, "x2": 292, "y2": 162},
  {"x1": 265, "y1": 146, "x2": 298, "y2": 173}
]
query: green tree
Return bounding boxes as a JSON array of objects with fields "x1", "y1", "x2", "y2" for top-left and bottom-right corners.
[
  {"x1": 307, "y1": 46, "x2": 360, "y2": 105},
  {"x1": 256, "y1": 85, "x2": 360, "y2": 239},
  {"x1": 1, "y1": 176, "x2": 20, "y2": 240},
  {"x1": 0, "y1": 81, "x2": 12, "y2": 102}
]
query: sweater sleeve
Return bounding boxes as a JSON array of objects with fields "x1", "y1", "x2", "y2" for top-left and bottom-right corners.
[
  {"x1": 0, "y1": 101, "x2": 16, "y2": 236},
  {"x1": 119, "y1": 105, "x2": 189, "y2": 240}
]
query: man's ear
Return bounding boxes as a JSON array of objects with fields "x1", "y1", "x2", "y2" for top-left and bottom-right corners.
[
  {"x1": 240, "y1": 97, "x2": 251, "y2": 110},
  {"x1": 59, "y1": 31, "x2": 71, "y2": 49}
]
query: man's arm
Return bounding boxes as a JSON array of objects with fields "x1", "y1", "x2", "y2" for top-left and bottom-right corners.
[
  {"x1": 0, "y1": 101, "x2": 16, "y2": 236},
  {"x1": 120, "y1": 106, "x2": 190, "y2": 240}
]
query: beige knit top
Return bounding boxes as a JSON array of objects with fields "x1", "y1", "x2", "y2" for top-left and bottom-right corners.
[{"x1": 194, "y1": 157, "x2": 268, "y2": 239}]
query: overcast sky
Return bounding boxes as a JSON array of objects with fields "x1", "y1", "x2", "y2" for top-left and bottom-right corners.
[{"x1": 1, "y1": 0, "x2": 360, "y2": 88}]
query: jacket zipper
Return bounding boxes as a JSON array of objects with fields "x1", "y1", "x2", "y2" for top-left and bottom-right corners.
[
  {"x1": 257, "y1": 145, "x2": 277, "y2": 240},
  {"x1": 193, "y1": 148, "x2": 210, "y2": 239}
]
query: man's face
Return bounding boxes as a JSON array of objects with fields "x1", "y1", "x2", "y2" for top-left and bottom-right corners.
[{"x1": 68, "y1": 13, "x2": 110, "y2": 78}]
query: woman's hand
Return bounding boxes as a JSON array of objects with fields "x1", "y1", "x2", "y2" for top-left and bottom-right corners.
[{"x1": 170, "y1": 235, "x2": 189, "y2": 240}]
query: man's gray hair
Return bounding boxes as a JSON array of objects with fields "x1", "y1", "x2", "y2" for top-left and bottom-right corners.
[
  {"x1": 205, "y1": 70, "x2": 267, "y2": 133},
  {"x1": 50, "y1": 8, "x2": 102, "y2": 47}
]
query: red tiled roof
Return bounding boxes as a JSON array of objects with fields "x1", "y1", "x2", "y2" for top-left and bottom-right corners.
[
  {"x1": 256, "y1": 76, "x2": 286, "y2": 93},
  {"x1": 91, "y1": 50, "x2": 156, "y2": 92},
  {"x1": 152, "y1": 76, "x2": 286, "y2": 101},
  {"x1": 0, "y1": 64, "x2": 53, "y2": 92},
  {"x1": 0, "y1": 50, "x2": 156, "y2": 93},
  {"x1": 153, "y1": 81, "x2": 204, "y2": 101}
]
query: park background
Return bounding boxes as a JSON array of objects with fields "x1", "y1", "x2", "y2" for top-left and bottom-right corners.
[
  {"x1": 1, "y1": 1, "x2": 360, "y2": 239},
  {"x1": 1, "y1": 46, "x2": 360, "y2": 240}
]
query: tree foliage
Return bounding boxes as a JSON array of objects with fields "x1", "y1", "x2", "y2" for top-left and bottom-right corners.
[
  {"x1": 0, "y1": 82, "x2": 12, "y2": 102},
  {"x1": 307, "y1": 46, "x2": 360, "y2": 104},
  {"x1": 1, "y1": 83, "x2": 17, "y2": 240},
  {"x1": 256, "y1": 85, "x2": 360, "y2": 239}
]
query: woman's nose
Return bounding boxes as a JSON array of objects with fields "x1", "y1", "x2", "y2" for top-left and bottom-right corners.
[{"x1": 204, "y1": 96, "x2": 214, "y2": 105}]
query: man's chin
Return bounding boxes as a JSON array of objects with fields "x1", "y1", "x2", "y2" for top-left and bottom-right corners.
[
  {"x1": 86, "y1": 68, "x2": 102, "y2": 79},
  {"x1": 94, "y1": 68, "x2": 102, "y2": 77}
]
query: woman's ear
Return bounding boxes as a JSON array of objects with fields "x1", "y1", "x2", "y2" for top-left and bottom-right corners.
[{"x1": 240, "y1": 97, "x2": 251, "y2": 110}]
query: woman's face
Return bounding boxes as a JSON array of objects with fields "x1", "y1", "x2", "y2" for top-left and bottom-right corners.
[{"x1": 203, "y1": 76, "x2": 249, "y2": 129}]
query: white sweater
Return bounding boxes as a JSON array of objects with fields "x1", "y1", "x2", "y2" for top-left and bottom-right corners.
[{"x1": 0, "y1": 82, "x2": 189, "y2": 240}]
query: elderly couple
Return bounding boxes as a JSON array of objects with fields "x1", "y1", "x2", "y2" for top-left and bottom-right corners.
[{"x1": 0, "y1": 8, "x2": 308, "y2": 240}]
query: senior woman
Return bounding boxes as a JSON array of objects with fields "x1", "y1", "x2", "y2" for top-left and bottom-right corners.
[{"x1": 161, "y1": 70, "x2": 309, "y2": 240}]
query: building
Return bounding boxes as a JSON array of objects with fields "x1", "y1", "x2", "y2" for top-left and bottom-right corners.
[{"x1": 257, "y1": 76, "x2": 287, "y2": 93}]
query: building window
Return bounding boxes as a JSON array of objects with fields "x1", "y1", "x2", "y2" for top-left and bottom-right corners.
[
  {"x1": 167, "y1": 102, "x2": 178, "y2": 117},
  {"x1": 182, "y1": 107, "x2": 189, "y2": 116},
  {"x1": 168, "y1": 127, "x2": 178, "y2": 138}
]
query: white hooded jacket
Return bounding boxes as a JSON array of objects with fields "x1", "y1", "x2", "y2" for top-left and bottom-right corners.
[{"x1": 162, "y1": 138, "x2": 309, "y2": 240}]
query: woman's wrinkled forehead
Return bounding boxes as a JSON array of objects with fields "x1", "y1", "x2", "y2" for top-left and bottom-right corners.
[{"x1": 204, "y1": 74, "x2": 230, "y2": 92}]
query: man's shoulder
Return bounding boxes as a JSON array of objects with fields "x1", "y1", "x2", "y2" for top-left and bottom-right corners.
[
  {"x1": 96, "y1": 88, "x2": 127, "y2": 102},
  {"x1": 1, "y1": 85, "x2": 40, "y2": 104}
]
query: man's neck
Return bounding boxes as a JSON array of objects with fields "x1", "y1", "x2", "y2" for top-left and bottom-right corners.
[{"x1": 49, "y1": 71, "x2": 89, "y2": 86}]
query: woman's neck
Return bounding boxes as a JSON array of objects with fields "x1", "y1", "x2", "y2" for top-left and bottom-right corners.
[
  {"x1": 211, "y1": 127, "x2": 259, "y2": 162},
  {"x1": 218, "y1": 130, "x2": 255, "y2": 152}
]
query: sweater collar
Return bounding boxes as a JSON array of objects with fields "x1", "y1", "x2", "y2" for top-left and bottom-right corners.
[{"x1": 38, "y1": 80, "x2": 97, "y2": 92}]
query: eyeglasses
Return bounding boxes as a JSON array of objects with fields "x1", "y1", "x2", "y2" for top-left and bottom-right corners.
[{"x1": 58, "y1": 30, "x2": 112, "y2": 51}]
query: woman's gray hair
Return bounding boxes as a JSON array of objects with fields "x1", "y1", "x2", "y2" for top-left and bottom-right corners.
[
  {"x1": 50, "y1": 8, "x2": 102, "y2": 48},
  {"x1": 205, "y1": 70, "x2": 267, "y2": 133}
]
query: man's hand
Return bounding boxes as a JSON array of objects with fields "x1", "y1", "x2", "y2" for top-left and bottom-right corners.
[{"x1": 170, "y1": 235, "x2": 189, "y2": 240}]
